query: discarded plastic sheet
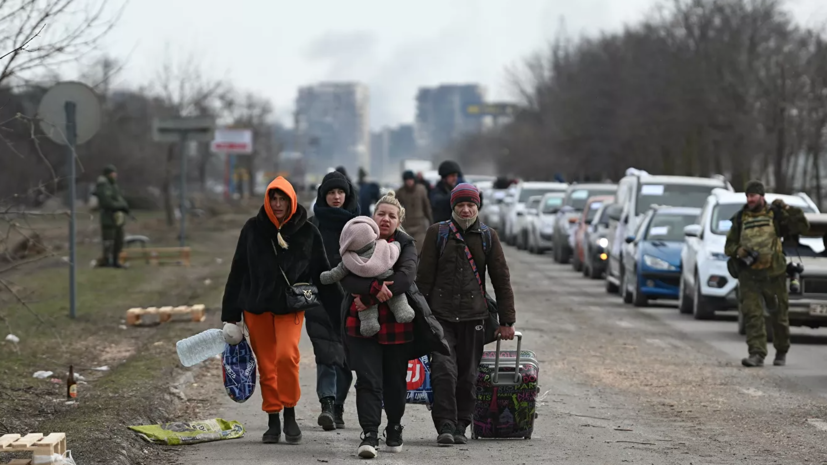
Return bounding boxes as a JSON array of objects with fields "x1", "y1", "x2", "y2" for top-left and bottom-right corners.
[
  {"x1": 128, "y1": 418, "x2": 244, "y2": 445},
  {"x1": 33, "y1": 370, "x2": 54, "y2": 379},
  {"x1": 5, "y1": 334, "x2": 20, "y2": 343},
  {"x1": 91, "y1": 366, "x2": 110, "y2": 371}
]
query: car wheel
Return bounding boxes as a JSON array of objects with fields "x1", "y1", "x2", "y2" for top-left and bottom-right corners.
[
  {"x1": 572, "y1": 252, "x2": 583, "y2": 272},
  {"x1": 582, "y1": 259, "x2": 590, "y2": 277},
  {"x1": 518, "y1": 231, "x2": 528, "y2": 250},
  {"x1": 560, "y1": 245, "x2": 571, "y2": 264},
  {"x1": 552, "y1": 238, "x2": 562, "y2": 263},
  {"x1": 622, "y1": 270, "x2": 633, "y2": 304},
  {"x1": 678, "y1": 274, "x2": 693, "y2": 315},
  {"x1": 632, "y1": 270, "x2": 648, "y2": 307},
  {"x1": 692, "y1": 271, "x2": 715, "y2": 320}
]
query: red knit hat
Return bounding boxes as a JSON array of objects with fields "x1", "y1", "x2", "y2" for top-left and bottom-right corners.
[{"x1": 451, "y1": 183, "x2": 481, "y2": 209}]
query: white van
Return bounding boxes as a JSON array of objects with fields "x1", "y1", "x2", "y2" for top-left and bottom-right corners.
[{"x1": 604, "y1": 168, "x2": 733, "y2": 294}]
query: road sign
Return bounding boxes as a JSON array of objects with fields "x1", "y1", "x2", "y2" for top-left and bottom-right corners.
[
  {"x1": 37, "y1": 81, "x2": 102, "y2": 320},
  {"x1": 151, "y1": 116, "x2": 215, "y2": 247},
  {"x1": 37, "y1": 81, "x2": 101, "y2": 145},
  {"x1": 152, "y1": 116, "x2": 215, "y2": 143},
  {"x1": 211, "y1": 128, "x2": 253, "y2": 154},
  {"x1": 465, "y1": 103, "x2": 518, "y2": 117}
]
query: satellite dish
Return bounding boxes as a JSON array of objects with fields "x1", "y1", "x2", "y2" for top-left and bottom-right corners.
[{"x1": 37, "y1": 81, "x2": 101, "y2": 145}]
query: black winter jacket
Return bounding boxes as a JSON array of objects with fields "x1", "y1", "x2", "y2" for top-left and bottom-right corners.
[
  {"x1": 222, "y1": 204, "x2": 344, "y2": 366},
  {"x1": 339, "y1": 231, "x2": 450, "y2": 361}
]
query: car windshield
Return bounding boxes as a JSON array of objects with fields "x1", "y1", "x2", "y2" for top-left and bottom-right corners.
[
  {"x1": 645, "y1": 213, "x2": 699, "y2": 241},
  {"x1": 567, "y1": 188, "x2": 616, "y2": 210},
  {"x1": 585, "y1": 201, "x2": 604, "y2": 222},
  {"x1": 711, "y1": 202, "x2": 815, "y2": 235},
  {"x1": 520, "y1": 188, "x2": 562, "y2": 202},
  {"x1": 636, "y1": 183, "x2": 722, "y2": 213},
  {"x1": 542, "y1": 196, "x2": 564, "y2": 213}
]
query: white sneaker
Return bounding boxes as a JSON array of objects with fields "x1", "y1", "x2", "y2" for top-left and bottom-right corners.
[{"x1": 358, "y1": 432, "x2": 378, "y2": 459}]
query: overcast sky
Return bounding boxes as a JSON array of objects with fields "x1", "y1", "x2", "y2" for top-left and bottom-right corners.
[{"x1": 92, "y1": 0, "x2": 827, "y2": 130}]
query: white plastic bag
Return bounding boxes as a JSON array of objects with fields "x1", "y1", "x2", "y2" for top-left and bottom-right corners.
[{"x1": 59, "y1": 451, "x2": 77, "y2": 465}]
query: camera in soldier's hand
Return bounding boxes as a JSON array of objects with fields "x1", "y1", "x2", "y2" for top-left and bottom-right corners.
[{"x1": 739, "y1": 248, "x2": 760, "y2": 267}]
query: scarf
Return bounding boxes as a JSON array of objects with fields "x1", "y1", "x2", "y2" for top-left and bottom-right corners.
[
  {"x1": 314, "y1": 202, "x2": 357, "y2": 230},
  {"x1": 452, "y1": 211, "x2": 478, "y2": 231}
]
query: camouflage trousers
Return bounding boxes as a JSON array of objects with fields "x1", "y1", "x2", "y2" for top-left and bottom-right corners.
[
  {"x1": 100, "y1": 225, "x2": 124, "y2": 267},
  {"x1": 738, "y1": 274, "x2": 790, "y2": 358}
]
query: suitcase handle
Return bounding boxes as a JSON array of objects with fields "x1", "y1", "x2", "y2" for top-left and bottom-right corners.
[{"x1": 492, "y1": 331, "x2": 523, "y2": 386}]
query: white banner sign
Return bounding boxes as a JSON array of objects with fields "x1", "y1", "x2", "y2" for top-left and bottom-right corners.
[{"x1": 211, "y1": 128, "x2": 253, "y2": 154}]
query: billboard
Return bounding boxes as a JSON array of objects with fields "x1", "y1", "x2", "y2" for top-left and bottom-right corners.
[{"x1": 211, "y1": 128, "x2": 253, "y2": 154}]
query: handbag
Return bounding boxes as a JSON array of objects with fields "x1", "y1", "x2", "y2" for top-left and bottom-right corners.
[
  {"x1": 447, "y1": 222, "x2": 500, "y2": 344},
  {"x1": 271, "y1": 240, "x2": 320, "y2": 311}
]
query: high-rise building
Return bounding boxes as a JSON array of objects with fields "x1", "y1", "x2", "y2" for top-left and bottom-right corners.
[
  {"x1": 295, "y1": 82, "x2": 370, "y2": 176},
  {"x1": 370, "y1": 124, "x2": 417, "y2": 183},
  {"x1": 415, "y1": 84, "x2": 485, "y2": 153}
]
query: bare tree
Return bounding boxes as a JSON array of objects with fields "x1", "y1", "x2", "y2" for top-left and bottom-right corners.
[{"x1": 0, "y1": 0, "x2": 125, "y2": 87}]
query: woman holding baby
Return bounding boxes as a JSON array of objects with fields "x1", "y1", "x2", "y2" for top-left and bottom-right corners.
[{"x1": 333, "y1": 191, "x2": 449, "y2": 459}]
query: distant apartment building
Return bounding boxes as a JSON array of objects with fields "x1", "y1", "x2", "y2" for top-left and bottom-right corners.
[
  {"x1": 370, "y1": 124, "x2": 417, "y2": 183},
  {"x1": 295, "y1": 82, "x2": 370, "y2": 176},
  {"x1": 415, "y1": 84, "x2": 486, "y2": 154}
]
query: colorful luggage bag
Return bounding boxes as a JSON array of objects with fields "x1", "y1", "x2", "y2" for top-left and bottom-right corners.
[
  {"x1": 472, "y1": 332, "x2": 539, "y2": 439},
  {"x1": 222, "y1": 339, "x2": 257, "y2": 403},
  {"x1": 405, "y1": 355, "x2": 433, "y2": 406}
]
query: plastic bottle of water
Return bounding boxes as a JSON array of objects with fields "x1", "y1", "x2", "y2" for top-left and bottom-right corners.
[{"x1": 176, "y1": 329, "x2": 226, "y2": 367}]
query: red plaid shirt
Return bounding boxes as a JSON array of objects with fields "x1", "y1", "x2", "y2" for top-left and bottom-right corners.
[{"x1": 345, "y1": 240, "x2": 414, "y2": 344}]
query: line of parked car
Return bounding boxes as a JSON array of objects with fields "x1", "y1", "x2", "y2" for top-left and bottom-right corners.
[{"x1": 479, "y1": 168, "x2": 827, "y2": 336}]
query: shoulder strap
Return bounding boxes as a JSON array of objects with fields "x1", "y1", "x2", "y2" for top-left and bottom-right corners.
[
  {"x1": 447, "y1": 222, "x2": 485, "y2": 294},
  {"x1": 437, "y1": 221, "x2": 451, "y2": 257},
  {"x1": 479, "y1": 223, "x2": 492, "y2": 256},
  {"x1": 270, "y1": 240, "x2": 293, "y2": 286}
]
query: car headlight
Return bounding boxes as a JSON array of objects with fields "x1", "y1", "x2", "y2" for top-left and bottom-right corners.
[
  {"x1": 597, "y1": 237, "x2": 609, "y2": 248},
  {"x1": 643, "y1": 255, "x2": 676, "y2": 270},
  {"x1": 708, "y1": 252, "x2": 728, "y2": 261}
]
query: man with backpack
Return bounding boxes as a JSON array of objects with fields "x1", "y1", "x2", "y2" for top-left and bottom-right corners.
[
  {"x1": 416, "y1": 183, "x2": 516, "y2": 446},
  {"x1": 725, "y1": 180, "x2": 809, "y2": 368}
]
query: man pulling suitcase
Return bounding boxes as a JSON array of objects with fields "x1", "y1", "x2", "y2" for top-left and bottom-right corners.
[{"x1": 416, "y1": 183, "x2": 517, "y2": 445}]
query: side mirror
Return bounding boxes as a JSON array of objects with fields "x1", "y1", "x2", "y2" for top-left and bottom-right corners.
[
  {"x1": 516, "y1": 211, "x2": 524, "y2": 216},
  {"x1": 684, "y1": 224, "x2": 702, "y2": 238},
  {"x1": 625, "y1": 235, "x2": 635, "y2": 244}
]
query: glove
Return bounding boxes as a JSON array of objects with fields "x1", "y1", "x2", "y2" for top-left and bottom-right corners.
[
  {"x1": 222, "y1": 322, "x2": 243, "y2": 345},
  {"x1": 772, "y1": 198, "x2": 787, "y2": 209}
]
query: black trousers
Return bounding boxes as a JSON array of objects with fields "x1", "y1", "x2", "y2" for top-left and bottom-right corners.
[
  {"x1": 346, "y1": 336, "x2": 411, "y2": 433},
  {"x1": 431, "y1": 319, "x2": 486, "y2": 429}
]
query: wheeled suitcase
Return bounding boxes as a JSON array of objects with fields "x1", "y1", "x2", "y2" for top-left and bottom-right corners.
[{"x1": 472, "y1": 332, "x2": 539, "y2": 439}]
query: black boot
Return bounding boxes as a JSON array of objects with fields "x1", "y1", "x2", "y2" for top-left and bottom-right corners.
[
  {"x1": 262, "y1": 413, "x2": 281, "y2": 443},
  {"x1": 334, "y1": 404, "x2": 345, "y2": 429},
  {"x1": 774, "y1": 352, "x2": 787, "y2": 366},
  {"x1": 453, "y1": 422, "x2": 468, "y2": 444},
  {"x1": 741, "y1": 354, "x2": 765, "y2": 367},
  {"x1": 283, "y1": 407, "x2": 302, "y2": 444},
  {"x1": 317, "y1": 397, "x2": 336, "y2": 431},
  {"x1": 437, "y1": 420, "x2": 455, "y2": 446}
]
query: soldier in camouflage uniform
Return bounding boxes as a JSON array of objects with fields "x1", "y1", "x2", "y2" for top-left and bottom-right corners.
[
  {"x1": 94, "y1": 164, "x2": 130, "y2": 268},
  {"x1": 725, "y1": 180, "x2": 809, "y2": 367}
]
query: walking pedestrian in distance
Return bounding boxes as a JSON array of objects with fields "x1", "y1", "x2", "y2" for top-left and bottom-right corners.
[
  {"x1": 338, "y1": 191, "x2": 449, "y2": 459},
  {"x1": 430, "y1": 161, "x2": 462, "y2": 224},
  {"x1": 395, "y1": 170, "x2": 433, "y2": 250},
  {"x1": 221, "y1": 176, "x2": 344, "y2": 444}
]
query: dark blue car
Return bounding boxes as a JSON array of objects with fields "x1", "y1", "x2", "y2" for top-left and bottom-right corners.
[{"x1": 621, "y1": 206, "x2": 701, "y2": 307}]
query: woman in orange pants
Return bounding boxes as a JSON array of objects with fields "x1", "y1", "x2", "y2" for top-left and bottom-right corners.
[{"x1": 222, "y1": 176, "x2": 343, "y2": 444}]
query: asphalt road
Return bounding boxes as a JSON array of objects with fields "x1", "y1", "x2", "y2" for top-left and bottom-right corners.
[{"x1": 178, "y1": 245, "x2": 827, "y2": 464}]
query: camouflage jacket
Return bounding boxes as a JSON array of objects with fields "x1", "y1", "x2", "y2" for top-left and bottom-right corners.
[
  {"x1": 724, "y1": 203, "x2": 809, "y2": 278},
  {"x1": 94, "y1": 175, "x2": 129, "y2": 228}
]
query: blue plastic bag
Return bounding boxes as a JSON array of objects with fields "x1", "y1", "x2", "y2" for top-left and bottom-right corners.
[
  {"x1": 222, "y1": 339, "x2": 256, "y2": 403},
  {"x1": 405, "y1": 355, "x2": 433, "y2": 405}
]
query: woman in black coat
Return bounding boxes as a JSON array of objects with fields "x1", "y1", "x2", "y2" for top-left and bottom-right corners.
[
  {"x1": 338, "y1": 191, "x2": 450, "y2": 459},
  {"x1": 309, "y1": 171, "x2": 360, "y2": 430},
  {"x1": 222, "y1": 176, "x2": 343, "y2": 445}
]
